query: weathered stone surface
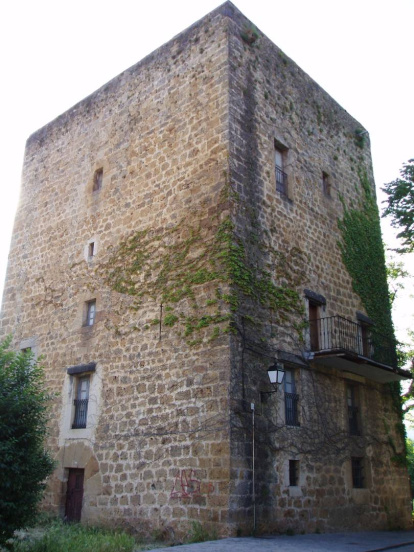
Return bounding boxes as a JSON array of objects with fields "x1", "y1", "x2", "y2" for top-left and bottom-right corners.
[{"x1": 0, "y1": 0, "x2": 410, "y2": 538}]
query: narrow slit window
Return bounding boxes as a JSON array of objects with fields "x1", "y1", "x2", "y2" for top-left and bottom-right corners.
[
  {"x1": 85, "y1": 300, "x2": 96, "y2": 327},
  {"x1": 284, "y1": 370, "x2": 300, "y2": 427},
  {"x1": 275, "y1": 146, "x2": 288, "y2": 195},
  {"x1": 351, "y1": 457, "x2": 364, "y2": 488},
  {"x1": 72, "y1": 376, "x2": 90, "y2": 429},
  {"x1": 289, "y1": 460, "x2": 299, "y2": 486},
  {"x1": 88, "y1": 242, "x2": 95, "y2": 259},
  {"x1": 93, "y1": 168, "x2": 103, "y2": 192},
  {"x1": 322, "y1": 171, "x2": 331, "y2": 196},
  {"x1": 347, "y1": 384, "x2": 360, "y2": 436}
]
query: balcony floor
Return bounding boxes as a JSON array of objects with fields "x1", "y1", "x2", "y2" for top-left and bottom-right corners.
[{"x1": 312, "y1": 350, "x2": 411, "y2": 383}]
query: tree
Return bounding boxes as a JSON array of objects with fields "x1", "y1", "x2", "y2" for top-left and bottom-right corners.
[
  {"x1": 406, "y1": 438, "x2": 414, "y2": 499},
  {"x1": 386, "y1": 257, "x2": 410, "y2": 307},
  {"x1": 0, "y1": 338, "x2": 55, "y2": 545},
  {"x1": 382, "y1": 159, "x2": 414, "y2": 253}
]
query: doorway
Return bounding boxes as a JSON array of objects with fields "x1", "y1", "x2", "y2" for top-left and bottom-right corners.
[{"x1": 65, "y1": 468, "x2": 84, "y2": 522}]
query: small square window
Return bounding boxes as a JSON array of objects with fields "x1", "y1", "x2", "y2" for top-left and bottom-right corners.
[
  {"x1": 93, "y1": 168, "x2": 103, "y2": 192},
  {"x1": 351, "y1": 457, "x2": 364, "y2": 488},
  {"x1": 289, "y1": 460, "x2": 299, "y2": 486},
  {"x1": 85, "y1": 300, "x2": 96, "y2": 327},
  {"x1": 322, "y1": 171, "x2": 331, "y2": 196}
]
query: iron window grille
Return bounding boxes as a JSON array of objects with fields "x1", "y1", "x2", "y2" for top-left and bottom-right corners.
[
  {"x1": 276, "y1": 166, "x2": 288, "y2": 195},
  {"x1": 72, "y1": 399, "x2": 89, "y2": 429},
  {"x1": 285, "y1": 392, "x2": 300, "y2": 427}
]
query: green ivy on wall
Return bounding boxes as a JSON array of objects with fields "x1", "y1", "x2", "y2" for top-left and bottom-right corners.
[
  {"x1": 338, "y1": 169, "x2": 405, "y2": 453},
  {"x1": 337, "y1": 170, "x2": 393, "y2": 336},
  {"x1": 95, "y1": 181, "x2": 306, "y2": 344}
]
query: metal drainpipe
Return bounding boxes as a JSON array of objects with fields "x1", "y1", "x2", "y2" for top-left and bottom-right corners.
[{"x1": 251, "y1": 402, "x2": 256, "y2": 533}]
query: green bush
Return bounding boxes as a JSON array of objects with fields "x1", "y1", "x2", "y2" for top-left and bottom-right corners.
[{"x1": 0, "y1": 338, "x2": 55, "y2": 545}]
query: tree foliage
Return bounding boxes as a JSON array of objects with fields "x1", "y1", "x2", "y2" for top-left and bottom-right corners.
[
  {"x1": 406, "y1": 438, "x2": 414, "y2": 498},
  {"x1": 0, "y1": 338, "x2": 55, "y2": 545},
  {"x1": 382, "y1": 159, "x2": 414, "y2": 253},
  {"x1": 386, "y1": 258, "x2": 410, "y2": 307}
]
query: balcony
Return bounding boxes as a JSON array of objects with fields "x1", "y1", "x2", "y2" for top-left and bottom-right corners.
[{"x1": 308, "y1": 315, "x2": 410, "y2": 383}]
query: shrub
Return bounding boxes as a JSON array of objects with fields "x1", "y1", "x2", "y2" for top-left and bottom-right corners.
[
  {"x1": 0, "y1": 338, "x2": 55, "y2": 545},
  {"x1": 187, "y1": 521, "x2": 217, "y2": 543}
]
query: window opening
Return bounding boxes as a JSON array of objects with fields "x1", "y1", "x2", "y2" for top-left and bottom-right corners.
[
  {"x1": 351, "y1": 457, "x2": 364, "y2": 488},
  {"x1": 88, "y1": 242, "x2": 95, "y2": 259},
  {"x1": 347, "y1": 384, "x2": 360, "y2": 436},
  {"x1": 85, "y1": 300, "x2": 96, "y2": 327},
  {"x1": 275, "y1": 145, "x2": 288, "y2": 195},
  {"x1": 289, "y1": 460, "x2": 299, "y2": 486},
  {"x1": 284, "y1": 369, "x2": 300, "y2": 426},
  {"x1": 72, "y1": 376, "x2": 90, "y2": 429},
  {"x1": 322, "y1": 172, "x2": 331, "y2": 196},
  {"x1": 92, "y1": 168, "x2": 103, "y2": 192}
]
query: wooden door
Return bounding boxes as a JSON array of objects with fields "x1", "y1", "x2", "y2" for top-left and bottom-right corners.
[
  {"x1": 309, "y1": 302, "x2": 320, "y2": 351},
  {"x1": 65, "y1": 468, "x2": 84, "y2": 522}
]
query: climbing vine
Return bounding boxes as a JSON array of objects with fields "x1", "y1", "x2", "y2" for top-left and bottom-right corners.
[
  {"x1": 95, "y1": 181, "x2": 306, "y2": 344},
  {"x1": 338, "y1": 170, "x2": 393, "y2": 336},
  {"x1": 337, "y1": 169, "x2": 405, "y2": 453}
]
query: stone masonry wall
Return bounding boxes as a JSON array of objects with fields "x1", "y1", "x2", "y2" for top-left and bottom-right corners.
[
  {"x1": 0, "y1": 1, "x2": 411, "y2": 538},
  {"x1": 224, "y1": 4, "x2": 411, "y2": 534},
  {"x1": 1, "y1": 5, "x2": 236, "y2": 538}
]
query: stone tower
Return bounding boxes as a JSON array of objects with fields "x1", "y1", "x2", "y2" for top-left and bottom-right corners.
[{"x1": 1, "y1": 1, "x2": 411, "y2": 537}]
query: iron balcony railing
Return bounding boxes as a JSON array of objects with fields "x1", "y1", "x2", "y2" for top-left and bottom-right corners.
[
  {"x1": 309, "y1": 315, "x2": 397, "y2": 368},
  {"x1": 276, "y1": 166, "x2": 288, "y2": 195},
  {"x1": 72, "y1": 398, "x2": 89, "y2": 429},
  {"x1": 285, "y1": 392, "x2": 300, "y2": 426}
]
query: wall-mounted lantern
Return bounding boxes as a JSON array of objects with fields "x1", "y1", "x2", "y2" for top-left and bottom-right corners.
[{"x1": 267, "y1": 362, "x2": 285, "y2": 392}]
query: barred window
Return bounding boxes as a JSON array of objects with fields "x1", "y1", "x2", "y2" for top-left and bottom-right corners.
[
  {"x1": 275, "y1": 146, "x2": 288, "y2": 196},
  {"x1": 284, "y1": 369, "x2": 300, "y2": 427},
  {"x1": 72, "y1": 376, "x2": 90, "y2": 429}
]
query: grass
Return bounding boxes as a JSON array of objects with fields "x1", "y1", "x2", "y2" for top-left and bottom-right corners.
[
  {"x1": 8, "y1": 519, "x2": 159, "y2": 552},
  {"x1": 4, "y1": 516, "x2": 219, "y2": 551},
  {"x1": 187, "y1": 521, "x2": 217, "y2": 544}
]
